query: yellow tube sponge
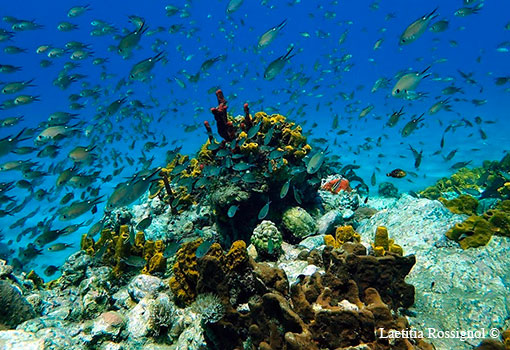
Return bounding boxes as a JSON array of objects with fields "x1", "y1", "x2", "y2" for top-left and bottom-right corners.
[
  {"x1": 374, "y1": 226, "x2": 389, "y2": 250},
  {"x1": 169, "y1": 239, "x2": 203, "y2": 306}
]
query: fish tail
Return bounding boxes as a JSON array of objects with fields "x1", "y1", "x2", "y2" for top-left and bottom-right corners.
[
  {"x1": 427, "y1": 7, "x2": 439, "y2": 19},
  {"x1": 277, "y1": 19, "x2": 288, "y2": 30},
  {"x1": 282, "y1": 47, "x2": 295, "y2": 61},
  {"x1": 420, "y1": 65, "x2": 432, "y2": 78}
]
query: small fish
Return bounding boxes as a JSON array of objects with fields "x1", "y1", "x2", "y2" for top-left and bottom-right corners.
[
  {"x1": 401, "y1": 114, "x2": 425, "y2": 137},
  {"x1": 408, "y1": 144, "x2": 423, "y2": 169},
  {"x1": 280, "y1": 179, "x2": 291, "y2": 199},
  {"x1": 196, "y1": 240, "x2": 214, "y2": 258},
  {"x1": 267, "y1": 238, "x2": 274, "y2": 255},
  {"x1": 429, "y1": 19, "x2": 449, "y2": 32},
  {"x1": 264, "y1": 47, "x2": 295, "y2": 80},
  {"x1": 371, "y1": 172, "x2": 376, "y2": 186},
  {"x1": 163, "y1": 240, "x2": 182, "y2": 258},
  {"x1": 48, "y1": 243, "x2": 73, "y2": 252},
  {"x1": 258, "y1": 19, "x2": 287, "y2": 49},
  {"x1": 392, "y1": 66, "x2": 431, "y2": 98},
  {"x1": 60, "y1": 192, "x2": 75, "y2": 205},
  {"x1": 444, "y1": 149, "x2": 458, "y2": 161},
  {"x1": 136, "y1": 215, "x2": 152, "y2": 231},
  {"x1": 386, "y1": 107, "x2": 404, "y2": 127},
  {"x1": 258, "y1": 201, "x2": 271, "y2": 220},
  {"x1": 226, "y1": 0, "x2": 243, "y2": 14},
  {"x1": 307, "y1": 147, "x2": 327, "y2": 174},
  {"x1": 44, "y1": 265, "x2": 59, "y2": 276},
  {"x1": 121, "y1": 255, "x2": 147, "y2": 267},
  {"x1": 387, "y1": 169, "x2": 407, "y2": 178},
  {"x1": 228, "y1": 205, "x2": 238, "y2": 218},
  {"x1": 293, "y1": 186, "x2": 302, "y2": 205},
  {"x1": 118, "y1": 21, "x2": 148, "y2": 57},
  {"x1": 451, "y1": 161, "x2": 472, "y2": 169},
  {"x1": 455, "y1": 3, "x2": 483, "y2": 17},
  {"x1": 399, "y1": 7, "x2": 438, "y2": 45}
]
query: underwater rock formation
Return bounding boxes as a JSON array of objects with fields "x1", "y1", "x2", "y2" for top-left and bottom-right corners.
[
  {"x1": 0, "y1": 279, "x2": 36, "y2": 328},
  {"x1": 357, "y1": 194, "x2": 510, "y2": 350},
  {"x1": 281, "y1": 206, "x2": 317, "y2": 241}
]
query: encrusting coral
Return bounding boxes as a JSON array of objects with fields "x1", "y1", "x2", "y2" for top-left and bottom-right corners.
[
  {"x1": 439, "y1": 194, "x2": 479, "y2": 215},
  {"x1": 445, "y1": 200, "x2": 510, "y2": 249}
]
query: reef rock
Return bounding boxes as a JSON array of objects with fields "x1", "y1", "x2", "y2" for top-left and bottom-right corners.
[
  {"x1": 357, "y1": 193, "x2": 510, "y2": 350},
  {"x1": 128, "y1": 274, "x2": 166, "y2": 302},
  {"x1": 316, "y1": 209, "x2": 343, "y2": 235},
  {"x1": 282, "y1": 206, "x2": 317, "y2": 240},
  {"x1": 0, "y1": 330, "x2": 44, "y2": 350},
  {"x1": 0, "y1": 280, "x2": 36, "y2": 328}
]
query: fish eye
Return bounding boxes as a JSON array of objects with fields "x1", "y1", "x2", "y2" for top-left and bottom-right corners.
[{"x1": 395, "y1": 89, "x2": 400, "y2": 93}]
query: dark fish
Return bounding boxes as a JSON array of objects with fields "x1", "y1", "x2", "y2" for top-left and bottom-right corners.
[
  {"x1": 450, "y1": 161, "x2": 472, "y2": 169},
  {"x1": 163, "y1": 240, "x2": 181, "y2": 258},
  {"x1": 121, "y1": 255, "x2": 147, "y2": 267},
  {"x1": 48, "y1": 242, "x2": 73, "y2": 251},
  {"x1": 264, "y1": 47, "x2": 296, "y2": 80},
  {"x1": 232, "y1": 162, "x2": 252, "y2": 171},
  {"x1": 44, "y1": 265, "x2": 59, "y2": 277},
  {"x1": 136, "y1": 215, "x2": 152, "y2": 231},
  {"x1": 293, "y1": 186, "x2": 302, "y2": 205},
  {"x1": 60, "y1": 192, "x2": 74, "y2": 205},
  {"x1": 443, "y1": 149, "x2": 458, "y2": 161},
  {"x1": 401, "y1": 114, "x2": 425, "y2": 137},
  {"x1": 408, "y1": 144, "x2": 423, "y2": 169},
  {"x1": 386, "y1": 169, "x2": 407, "y2": 178},
  {"x1": 371, "y1": 172, "x2": 376, "y2": 186}
]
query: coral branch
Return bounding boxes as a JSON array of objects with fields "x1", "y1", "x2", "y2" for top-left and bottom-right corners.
[
  {"x1": 210, "y1": 89, "x2": 235, "y2": 141},
  {"x1": 243, "y1": 103, "x2": 253, "y2": 130},
  {"x1": 203, "y1": 121, "x2": 213, "y2": 141}
]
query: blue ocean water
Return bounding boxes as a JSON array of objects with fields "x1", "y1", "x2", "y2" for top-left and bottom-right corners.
[{"x1": 0, "y1": 0, "x2": 508, "y2": 277}]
